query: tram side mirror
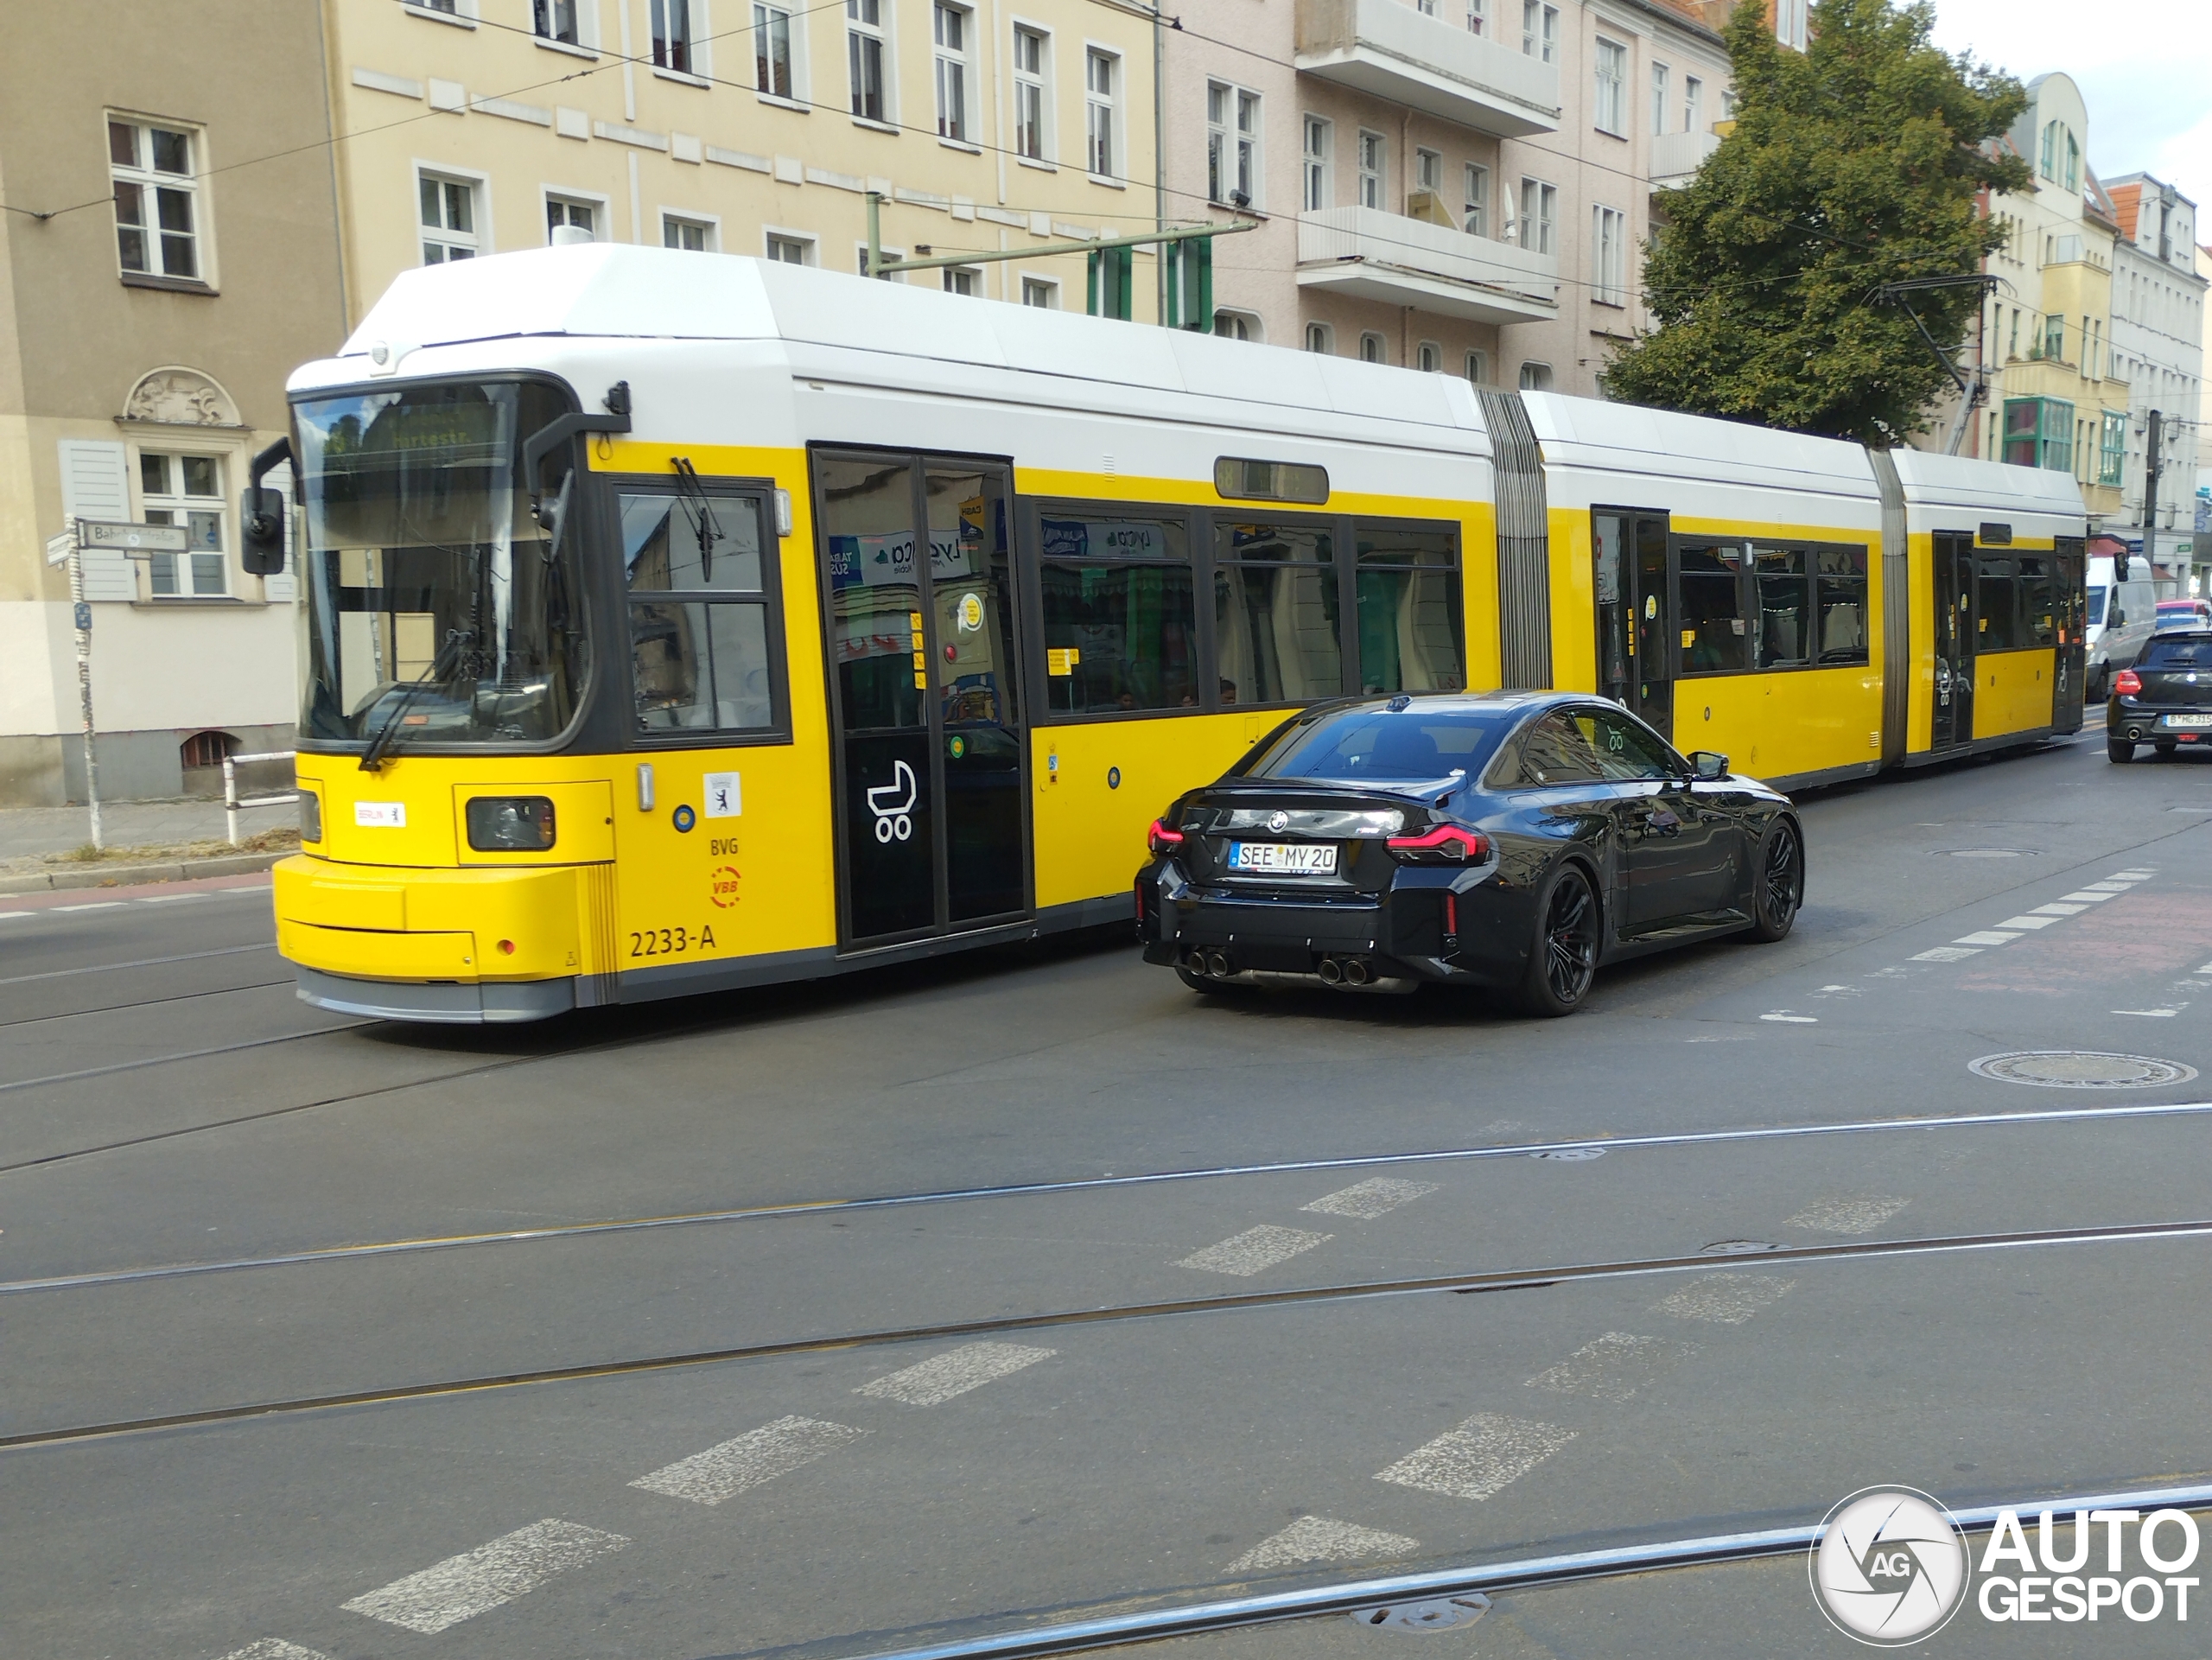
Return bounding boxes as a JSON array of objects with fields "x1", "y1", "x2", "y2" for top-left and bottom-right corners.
[
  {"x1": 1689, "y1": 750, "x2": 1731, "y2": 780},
  {"x1": 240, "y1": 486, "x2": 286, "y2": 576}
]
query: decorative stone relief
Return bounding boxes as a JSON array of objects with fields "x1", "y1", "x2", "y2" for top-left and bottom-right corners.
[{"x1": 122, "y1": 366, "x2": 242, "y2": 427}]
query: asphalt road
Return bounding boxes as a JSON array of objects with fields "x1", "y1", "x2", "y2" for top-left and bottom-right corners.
[{"x1": 4, "y1": 734, "x2": 2210, "y2": 1660}]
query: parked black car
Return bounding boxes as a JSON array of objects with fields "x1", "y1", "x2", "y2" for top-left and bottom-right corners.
[
  {"x1": 1136, "y1": 691, "x2": 1803, "y2": 1016},
  {"x1": 2107, "y1": 630, "x2": 2212, "y2": 761}
]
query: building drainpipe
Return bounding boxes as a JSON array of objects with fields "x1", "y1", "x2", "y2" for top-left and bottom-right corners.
[{"x1": 1154, "y1": 1, "x2": 1167, "y2": 325}]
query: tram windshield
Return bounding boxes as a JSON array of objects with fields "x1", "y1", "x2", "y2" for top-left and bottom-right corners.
[{"x1": 294, "y1": 379, "x2": 588, "y2": 748}]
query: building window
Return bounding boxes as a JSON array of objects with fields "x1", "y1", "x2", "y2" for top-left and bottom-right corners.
[
  {"x1": 1306, "y1": 321, "x2": 1334, "y2": 353},
  {"x1": 409, "y1": 0, "x2": 461, "y2": 11},
  {"x1": 109, "y1": 118, "x2": 202, "y2": 282},
  {"x1": 1522, "y1": 1, "x2": 1558, "y2": 62},
  {"x1": 546, "y1": 194, "x2": 597, "y2": 241},
  {"x1": 934, "y1": 3, "x2": 970, "y2": 140},
  {"x1": 1465, "y1": 349, "x2": 1488, "y2": 383},
  {"x1": 1465, "y1": 0, "x2": 1486, "y2": 34},
  {"x1": 1592, "y1": 205, "x2": 1627, "y2": 304},
  {"x1": 1014, "y1": 27, "x2": 1048, "y2": 160},
  {"x1": 1302, "y1": 117, "x2": 1331, "y2": 212},
  {"x1": 1022, "y1": 276, "x2": 1058, "y2": 307},
  {"x1": 1463, "y1": 163, "x2": 1490, "y2": 237},
  {"x1": 1683, "y1": 74, "x2": 1702, "y2": 132},
  {"x1": 1086, "y1": 49, "x2": 1118, "y2": 176},
  {"x1": 1208, "y1": 83, "x2": 1261, "y2": 207},
  {"x1": 2099, "y1": 410, "x2": 2126, "y2": 487},
  {"x1": 2002, "y1": 396, "x2": 2075, "y2": 472},
  {"x1": 1360, "y1": 332, "x2": 1386, "y2": 364},
  {"x1": 651, "y1": 0, "x2": 696, "y2": 73},
  {"x1": 848, "y1": 0, "x2": 887, "y2": 121},
  {"x1": 1519, "y1": 361, "x2": 1554, "y2": 391},
  {"x1": 140, "y1": 452, "x2": 227, "y2": 597},
  {"x1": 1518, "y1": 178, "x2": 1555, "y2": 254},
  {"x1": 664, "y1": 213, "x2": 715, "y2": 251},
  {"x1": 942, "y1": 266, "x2": 982, "y2": 296},
  {"x1": 1357, "y1": 130, "x2": 1385, "y2": 210},
  {"x1": 754, "y1": 3, "x2": 793, "y2": 96},
  {"x1": 1775, "y1": 0, "x2": 1807, "y2": 50},
  {"x1": 418, "y1": 172, "x2": 480, "y2": 263},
  {"x1": 534, "y1": 0, "x2": 581, "y2": 44},
  {"x1": 766, "y1": 232, "x2": 814, "y2": 264},
  {"x1": 1215, "y1": 309, "x2": 1260, "y2": 341},
  {"x1": 1417, "y1": 341, "x2": 1443, "y2": 372},
  {"x1": 2041, "y1": 312, "x2": 2064, "y2": 361},
  {"x1": 1414, "y1": 147, "x2": 1443, "y2": 204},
  {"x1": 1593, "y1": 39, "x2": 1626, "y2": 136}
]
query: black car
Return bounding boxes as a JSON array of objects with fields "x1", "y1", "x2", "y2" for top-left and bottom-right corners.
[
  {"x1": 2107, "y1": 629, "x2": 2212, "y2": 761},
  {"x1": 1136, "y1": 691, "x2": 1804, "y2": 1016}
]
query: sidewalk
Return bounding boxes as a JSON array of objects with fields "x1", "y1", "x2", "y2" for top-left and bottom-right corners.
[{"x1": 0, "y1": 798, "x2": 300, "y2": 894}]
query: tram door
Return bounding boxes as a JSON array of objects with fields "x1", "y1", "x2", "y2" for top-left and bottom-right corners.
[
  {"x1": 2051, "y1": 537, "x2": 2087, "y2": 734},
  {"x1": 815, "y1": 451, "x2": 1028, "y2": 948},
  {"x1": 1592, "y1": 508, "x2": 1675, "y2": 737},
  {"x1": 1931, "y1": 531, "x2": 1975, "y2": 749}
]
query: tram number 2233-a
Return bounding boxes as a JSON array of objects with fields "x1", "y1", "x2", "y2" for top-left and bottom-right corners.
[{"x1": 629, "y1": 924, "x2": 718, "y2": 959}]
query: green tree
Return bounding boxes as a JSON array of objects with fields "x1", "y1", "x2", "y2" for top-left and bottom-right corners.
[{"x1": 1601, "y1": 0, "x2": 2030, "y2": 445}]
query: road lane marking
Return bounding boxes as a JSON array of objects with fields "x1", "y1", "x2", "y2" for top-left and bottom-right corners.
[
  {"x1": 1650, "y1": 1275, "x2": 1797, "y2": 1326},
  {"x1": 1179, "y1": 1224, "x2": 1333, "y2": 1276},
  {"x1": 2113, "y1": 870, "x2": 2158, "y2": 881},
  {"x1": 0, "y1": 913, "x2": 31, "y2": 921},
  {"x1": 1784, "y1": 1195, "x2": 1910, "y2": 1235},
  {"x1": 1228, "y1": 1516, "x2": 1421, "y2": 1574},
  {"x1": 2031, "y1": 903, "x2": 2090, "y2": 916},
  {"x1": 1994, "y1": 915, "x2": 2061, "y2": 930},
  {"x1": 1911, "y1": 946, "x2": 1982, "y2": 962},
  {"x1": 2113, "y1": 1008, "x2": 2183, "y2": 1018},
  {"x1": 1303, "y1": 1178, "x2": 1440, "y2": 1219},
  {"x1": 1524, "y1": 1332, "x2": 1699, "y2": 1402},
  {"x1": 857, "y1": 1342, "x2": 1057, "y2": 1406},
  {"x1": 49, "y1": 902, "x2": 126, "y2": 913},
  {"x1": 631, "y1": 1416, "x2": 867, "y2": 1505},
  {"x1": 1375, "y1": 1414, "x2": 1577, "y2": 1501},
  {"x1": 2059, "y1": 891, "x2": 2119, "y2": 902},
  {"x1": 340, "y1": 1519, "x2": 627, "y2": 1634},
  {"x1": 219, "y1": 1643, "x2": 333, "y2": 1660},
  {"x1": 2197, "y1": 964, "x2": 2212, "y2": 976},
  {"x1": 1954, "y1": 931, "x2": 2022, "y2": 946},
  {"x1": 2082, "y1": 881, "x2": 2135, "y2": 892},
  {"x1": 1759, "y1": 1011, "x2": 1818, "y2": 1023}
]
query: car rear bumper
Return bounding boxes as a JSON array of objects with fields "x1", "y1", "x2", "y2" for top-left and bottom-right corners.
[{"x1": 2107, "y1": 704, "x2": 2212, "y2": 742}]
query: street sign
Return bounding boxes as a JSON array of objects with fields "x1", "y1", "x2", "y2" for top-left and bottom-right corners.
[
  {"x1": 45, "y1": 531, "x2": 75, "y2": 567},
  {"x1": 73, "y1": 601, "x2": 92, "y2": 632},
  {"x1": 76, "y1": 518, "x2": 188, "y2": 553}
]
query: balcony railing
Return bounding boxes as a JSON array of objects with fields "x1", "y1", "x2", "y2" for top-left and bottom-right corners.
[
  {"x1": 1296, "y1": 204, "x2": 1559, "y2": 324},
  {"x1": 1295, "y1": 0, "x2": 1560, "y2": 137},
  {"x1": 1649, "y1": 128, "x2": 1721, "y2": 189}
]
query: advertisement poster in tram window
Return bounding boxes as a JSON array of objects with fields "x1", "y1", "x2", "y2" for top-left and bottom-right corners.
[
  {"x1": 826, "y1": 531, "x2": 973, "y2": 591},
  {"x1": 1040, "y1": 516, "x2": 1167, "y2": 560}
]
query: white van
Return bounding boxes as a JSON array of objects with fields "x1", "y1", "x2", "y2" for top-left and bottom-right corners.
[{"x1": 2086, "y1": 553, "x2": 2158, "y2": 700}]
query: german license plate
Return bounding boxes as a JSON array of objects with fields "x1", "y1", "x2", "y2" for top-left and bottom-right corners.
[
  {"x1": 1230, "y1": 841, "x2": 1338, "y2": 875},
  {"x1": 2164, "y1": 714, "x2": 2212, "y2": 728}
]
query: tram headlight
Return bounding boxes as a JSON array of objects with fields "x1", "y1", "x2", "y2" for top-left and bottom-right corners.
[
  {"x1": 466, "y1": 796, "x2": 557, "y2": 852},
  {"x1": 298, "y1": 789, "x2": 322, "y2": 843}
]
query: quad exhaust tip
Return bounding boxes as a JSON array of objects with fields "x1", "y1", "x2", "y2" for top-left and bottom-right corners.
[
  {"x1": 1317, "y1": 956, "x2": 1373, "y2": 987},
  {"x1": 1317, "y1": 957, "x2": 1344, "y2": 985}
]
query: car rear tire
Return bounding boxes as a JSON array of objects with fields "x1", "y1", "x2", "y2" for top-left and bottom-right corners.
[
  {"x1": 1516, "y1": 864, "x2": 1599, "y2": 1018},
  {"x1": 2108, "y1": 738, "x2": 2134, "y2": 763},
  {"x1": 1747, "y1": 818, "x2": 1802, "y2": 944}
]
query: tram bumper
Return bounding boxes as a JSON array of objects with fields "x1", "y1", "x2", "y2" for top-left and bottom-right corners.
[{"x1": 273, "y1": 855, "x2": 612, "y2": 1024}]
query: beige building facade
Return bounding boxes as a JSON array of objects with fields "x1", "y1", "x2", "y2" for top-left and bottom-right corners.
[{"x1": 0, "y1": 2, "x2": 346, "y2": 807}]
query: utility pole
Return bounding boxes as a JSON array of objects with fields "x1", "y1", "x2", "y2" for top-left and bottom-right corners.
[
  {"x1": 65, "y1": 537, "x2": 103, "y2": 852},
  {"x1": 2142, "y1": 408, "x2": 2163, "y2": 583}
]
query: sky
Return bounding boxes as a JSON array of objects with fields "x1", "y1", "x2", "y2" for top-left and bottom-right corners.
[{"x1": 1927, "y1": 0, "x2": 2212, "y2": 224}]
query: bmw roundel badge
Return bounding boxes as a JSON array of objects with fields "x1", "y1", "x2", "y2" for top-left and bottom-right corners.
[
  {"x1": 1268, "y1": 810, "x2": 1289, "y2": 833},
  {"x1": 672, "y1": 804, "x2": 696, "y2": 832}
]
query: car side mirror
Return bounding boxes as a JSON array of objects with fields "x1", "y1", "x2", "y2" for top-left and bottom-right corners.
[
  {"x1": 1689, "y1": 750, "x2": 1730, "y2": 780},
  {"x1": 2111, "y1": 607, "x2": 2125, "y2": 626}
]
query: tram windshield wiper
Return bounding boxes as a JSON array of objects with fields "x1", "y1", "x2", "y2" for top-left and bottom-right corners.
[{"x1": 358, "y1": 629, "x2": 477, "y2": 773}]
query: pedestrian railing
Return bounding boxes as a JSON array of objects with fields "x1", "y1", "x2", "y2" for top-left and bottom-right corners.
[{"x1": 222, "y1": 750, "x2": 299, "y2": 847}]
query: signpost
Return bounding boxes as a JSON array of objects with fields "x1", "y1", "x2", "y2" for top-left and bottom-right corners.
[{"x1": 45, "y1": 518, "x2": 189, "y2": 852}]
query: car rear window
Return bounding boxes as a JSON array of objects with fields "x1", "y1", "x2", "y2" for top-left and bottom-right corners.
[
  {"x1": 2141, "y1": 637, "x2": 2212, "y2": 667},
  {"x1": 1237, "y1": 708, "x2": 1509, "y2": 783}
]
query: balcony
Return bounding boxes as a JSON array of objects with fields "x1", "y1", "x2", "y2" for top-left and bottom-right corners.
[
  {"x1": 1649, "y1": 128, "x2": 1722, "y2": 190},
  {"x1": 1297, "y1": 204, "x2": 1559, "y2": 324},
  {"x1": 1295, "y1": 0, "x2": 1560, "y2": 137}
]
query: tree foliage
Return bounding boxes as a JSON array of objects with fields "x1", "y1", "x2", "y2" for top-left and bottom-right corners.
[{"x1": 1601, "y1": 0, "x2": 2031, "y2": 445}]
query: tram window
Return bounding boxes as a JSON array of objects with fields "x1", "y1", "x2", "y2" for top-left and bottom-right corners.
[
  {"x1": 1976, "y1": 557, "x2": 2021, "y2": 651},
  {"x1": 1815, "y1": 545, "x2": 1869, "y2": 665},
  {"x1": 1354, "y1": 523, "x2": 1464, "y2": 693},
  {"x1": 621, "y1": 493, "x2": 762, "y2": 591},
  {"x1": 1754, "y1": 545, "x2": 1808, "y2": 668},
  {"x1": 623, "y1": 487, "x2": 781, "y2": 734},
  {"x1": 1214, "y1": 519, "x2": 1341, "y2": 705},
  {"x1": 2016, "y1": 555, "x2": 2056, "y2": 646},
  {"x1": 1037, "y1": 511, "x2": 1198, "y2": 715},
  {"x1": 1678, "y1": 542, "x2": 1748, "y2": 673},
  {"x1": 1502, "y1": 710, "x2": 1605, "y2": 786}
]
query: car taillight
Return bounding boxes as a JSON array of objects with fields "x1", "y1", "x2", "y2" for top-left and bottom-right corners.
[
  {"x1": 1386, "y1": 824, "x2": 1491, "y2": 863},
  {"x1": 2114, "y1": 669, "x2": 2143, "y2": 696},
  {"x1": 1147, "y1": 818, "x2": 1185, "y2": 855}
]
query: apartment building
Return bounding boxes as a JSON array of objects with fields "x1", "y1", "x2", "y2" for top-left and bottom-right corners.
[
  {"x1": 328, "y1": 0, "x2": 1163, "y2": 323},
  {"x1": 0, "y1": 3, "x2": 346, "y2": 807},
  {"x1": 2103, "y1": 172, "x2": 2205, "y2": 568},
  {"x1": 1161, "y1": 0, "x2": 1732, "y2": 394}
]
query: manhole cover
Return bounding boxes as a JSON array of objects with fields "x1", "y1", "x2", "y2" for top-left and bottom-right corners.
[
  {"x1": 1940, "y1": 848, "x2": 2035, "y2": 858},
  {"x1": 1700, "y1": 1239, "x2": 1781, "y2": 1255},
  {"x1": 1351, "y1": 1594, "x2": 1491, "y2": 1632},
  {"x1": 1970, "y1": 1051, "x2": 2198, "y2": 1089},
  {"x1": 1530, "y1": 1146, "x2": 1606, "y2": 1161}
]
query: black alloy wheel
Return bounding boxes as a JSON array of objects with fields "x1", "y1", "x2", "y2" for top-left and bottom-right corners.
[
  {"x1": 1748, "y1": 818, "x2": 1802, "y2": 943},
  {"x1": 1517, "y1": 864, "x2": 1599, "y2": 1017}
]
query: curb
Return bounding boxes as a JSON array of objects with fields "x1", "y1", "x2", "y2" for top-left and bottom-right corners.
[{"x1": 0, "y1": 851, "x2": 287, "y2": 896}]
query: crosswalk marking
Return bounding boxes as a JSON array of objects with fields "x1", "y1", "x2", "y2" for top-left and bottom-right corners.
[
  {"x1": 1953, "y1": 931, "x2": 2022, "y2": 946},
  {"x1": 1178, "y1": 1224, "x2": 1332, "y2": 1276},
  {"x1": 1227, "y1": 1516, "x2": 1421, "y2": 1574},
  {"x1": 340, "y1": 1519, "x2": 627, "y2": 1634},
  {"x1": 218, "y1": 1643, "x2": 333, "y2": 1660},
  {"x1": 1303, "y1": 1177, "x2": 1440, "y2": 1219},
  {"x1": 1651, "y1": 1274, "x2": 1796, "y2": 1326},
  {"x1": 631, "y1": 1416, "x2": 867, "y2": 1506},
  {"x1": 1375, "y1": 1413, "x2": 1577, "y2": 1502},
  {"x1": 1784, "y1": 1195, "x2": 1910, "y2": 1235},
  {"x1": 1525, "y1": 1332, "x2": 1699, "y2": 1402},
  {"x1": 856, "y1": 1342, "x2": 1056, "y2": 1406}
]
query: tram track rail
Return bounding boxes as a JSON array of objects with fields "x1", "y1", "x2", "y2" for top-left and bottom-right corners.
[{"x1": 6, "y1": 1212, "x2": 2209, "y2": 1453}]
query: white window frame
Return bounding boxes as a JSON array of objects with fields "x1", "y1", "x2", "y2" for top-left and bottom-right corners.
[
  {"x1": 543, "y1": 188, "x2": 608, "y2": 243},
  {"x1": 404, "y1": 0, "x2": 480, "y2": 20},
  {"x1": 1592, "y1": 204, "x2": 1627, "y2": 305},
  {"x1": 1206, "y1": 82, "x2": 1262, "y2": 208},
  {"x1": 1021, "y1": 274, "x2": 1059, "y2": 308},
  {"x1": 1302, "y1": 116, "x2": 1331, "y2": 212},
  {"x1": 753, "y1": 1, "x2": 802, "y2": 101},
  {"x1": 933, "y1": 1, "x2": 975, "y2": 143},
  {"x1": 137, "y1": 449, "x2": 230, "y2": 599},
  {"x1": 1650, "y1": 62, "x2": 1669, "y2": 137},
  {"x1": 1593, "y1": 38, "x2": 1627, "y2": 137},
  {"x1": 1518, "y1": 177, "x2": 1555, "y2": 255},
  {"x1": 1776, "y1": 0, "x2": 1807, "y2": 51},
  {"x1": 1464, "y1": 162, "x2": 1490, "y2": 238},
  {"x1": 1518, "y1": 360, "x2": 1554, "y2": 391},
  {"x1": 1357, "y1": 130, "x2": 1385, "y2": 211},
  {"x1": 532, "y1": 0, "x2": 595, "y2": 51},
  {"x1": 1465, "y1": 349, "x2": 1489, "y2": 384},
  {"x1": 764, "y1": 230, "x2": 817, "y2": 264},
  {"x1": 662, "y1": 210, "x2": 720, "y2": 251},
  {"x1": 858, "y1": 239, "x2": 906, "y2": 279},
  {"x1": 848, "y1": 0, "x2": 891, "y2": 125},
  {"x1": 416, "y1": 165, "x2": 488, "y2": 264},
  {"x1": 1522, "y1": 1, "x2": 1558, "y2": 63},
  {"x1": 1012, "y1": 22, "x2": 1052, "y2": 162},
  {"x1": 1213, "y1": 308, "x2": 1262, "y2": 342},
  {"x1": 1358, "y1": 331, "x2": 1387, "y2": 364},
  {"x1": 942, "y1": 265, "x2": 984, "y2": 296},
  {"x1": 651, "y1": 0, "x2": 710, "y2": 80},
  {"x1": 1416, "y1": 340, "x2": 1443, "y2": 373},
  {"x1": 1465, "y1": 0, "x2": 1486, "y2": 35},
  {"x1": 109, "y1": 114, "x2": 212, "y2": 286},
  {"x1": 1683, "y1": 74, "x2": 1702, "y2": 133},
  {"x1": 1085, "y1": 47, "x2": 1121, "y2": 180},
  {"x1": 1414, "y1": 147, "x2": 1442, "y2": 197},
  {"x1": 1305, "y1": 321, "x2": 1334, "y2": 353}
]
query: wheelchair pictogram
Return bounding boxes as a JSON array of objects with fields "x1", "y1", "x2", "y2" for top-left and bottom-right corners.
[{"x1": 868, "y1": 759, "x2": 918, "y2": 843}]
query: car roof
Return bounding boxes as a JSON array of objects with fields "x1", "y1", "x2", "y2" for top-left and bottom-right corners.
[{"x1": 1298, "y1": 690, "x2": 1604, "y2": 718}]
